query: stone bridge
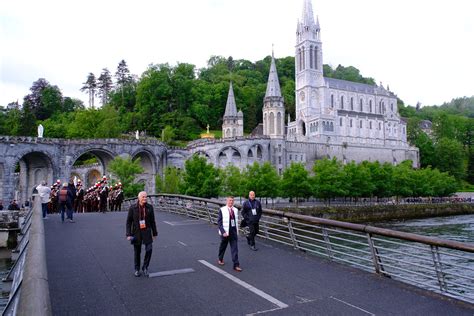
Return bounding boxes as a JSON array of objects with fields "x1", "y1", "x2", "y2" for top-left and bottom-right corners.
[{"x1": 0, "y1": 136, "x2": 273, "y2": 204}]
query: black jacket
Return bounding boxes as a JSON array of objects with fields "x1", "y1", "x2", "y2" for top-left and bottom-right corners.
[
  {"x1": 241, "y1": 199, "x2": 262, "y2": 224},
  {"x1": 126, "y1": 203, "x2": 158, "y2": 245}
]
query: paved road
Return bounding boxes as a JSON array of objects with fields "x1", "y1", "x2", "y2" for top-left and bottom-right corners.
[{"x1": 44, "y1": 211, "x2": 474, "y2": 315}]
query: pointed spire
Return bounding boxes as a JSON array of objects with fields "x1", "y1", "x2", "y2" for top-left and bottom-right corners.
[
  {"x1": 301, "y1": 0, "x2": 315, "y2": 26},
  {"x1": 265, "y1": 55, "x2": 282, "y2": 98},
  {"x1": 224, "y1": 82, "x2": 238, "y2": 117}
]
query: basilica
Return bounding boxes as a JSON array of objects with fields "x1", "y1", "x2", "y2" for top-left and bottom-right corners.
[{"x1": 184, "y1": 0, "x2": 419, "y2": 173}]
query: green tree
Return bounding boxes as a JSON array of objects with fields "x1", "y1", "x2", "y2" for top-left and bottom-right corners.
[
  {"x1": 180, "y1": 155, "x2": 221, "y2": 198},
  {"x1": 281, "y1": 162, "x2": 311, "y2": 205},
  {"x1": 343, "y1": 161, "x2": 375, "y2": 200},
  {"x1": 80, "y1": 73, "x2": 97, "y2": 108},
  {"x1": 256, "y1": 162, "x2": 281, "y2": 203},
  {"x1": 97, "y1": 68, "x2": 114, "y2": 106},
  {"x1": 312, "y1": 158, "x2": 347, "y2": 203},
  {"x1": 108, "y1": 156, "x2": 144, "y2": 198},
  {"x1": 220, "y1": 165, "x2": 244, "y2": 199},
  {"x1": 156, "y1": 166, "x2": 182, "y2": 194},
  {"x1": 392, "y1": 161, "x2": 414, "y2": 201},
  {"x1": 433, "y1": 137, "x2": 466, "y2": 180}
]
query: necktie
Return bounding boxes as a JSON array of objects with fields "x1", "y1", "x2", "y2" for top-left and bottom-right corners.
[{"x1": 229, "y1": 208, "x2": 234, "y2": 219}]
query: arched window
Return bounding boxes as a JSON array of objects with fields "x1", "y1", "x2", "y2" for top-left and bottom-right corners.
[
  {"x1": 350, "y1": 119, "x2": 353, "y2": 128},
  {"x1": 264, "y1": 113, "x2": 267, "y2": 134},
  {"x1": 369, "y1": 121, "x2": 372, "y2": 129},
  {"x1": 309, "y1": 46, "x2": 313, "y2": 69},
  {"x1": 369, "y1": 100, "x2": 372, "y2": 113},
  {"x1": 269, "y1": 112, "x2": 275, "y2": 134},
  {"x1": 331, "y1": 94, "x2": 334, "y2": 108},
  {"x1": 341, "y1": 96, "x2": 344, "y2": 109},
  {"x1": 226, "y1": 128, "x2": 231, "y2": 137},
  {"x1": 360, "y1": 120, "x2": 363, "y2": 128},
  {"x1": 360, "y1": 99, "x2": 363, "y2": 111},
  {"x1": 298, "y1": 48, "x2": 302, "y2": 71},
  {"x1": 232, "y1": 128, "x2": 236, "y2": 137},
  {"x1": 314, "y1": 47, "x2": 318, "y2": 69},
  {"x1": 330, "y1": 122, "x2": 334, "y2": 131},
  {"x1": 302, "y1": 46, "x2": 305, "y2": 70},
  {"x1": 391, "y1": 103, "x2": 394, "y2": 111},
  {"x1": 340, "y1": 117, "x2": 343, "y2": 126},
  {"x1": 277, "y1": 112, "x2": 282, "y2": 135},
  {"x1": 378, "y1": 122, "x2": 381, "y2": 130},
  {"x1": 351, "y1": 97, "x2": 354, "y2": 110}
]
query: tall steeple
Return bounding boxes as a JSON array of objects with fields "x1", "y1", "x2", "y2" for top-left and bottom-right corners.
[
  {"x1": 222, "y1": 82, "x2": 243, "y2": 138},
  {"x1": 295, "y1": 0, "x2": 324, "y2": 126},
  {"x1": 265, "y1": 52, "x2": 282, "y2": 98},
  {"x1": 263, "y1": 52, "x2": 285, "y2": 139},
  {"x1": 224, "y1": 82, "x2": 238, "y2": 117}
]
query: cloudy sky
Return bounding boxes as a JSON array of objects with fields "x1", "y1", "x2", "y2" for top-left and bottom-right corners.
[{"x1": 1, "y1": 0, "x2": 473, "y2": 108}]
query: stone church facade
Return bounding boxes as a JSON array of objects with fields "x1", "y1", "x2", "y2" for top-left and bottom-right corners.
[{"x1": 0, "y1": 0, "x2": 418, "y2": 203}]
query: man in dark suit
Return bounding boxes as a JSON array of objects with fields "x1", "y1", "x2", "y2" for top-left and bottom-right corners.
[
  {"x1": 126, "y1": 191, "x2": 158, "y2": 277},
  {"x1": 217, "y1": 196, "x2": 242, "y2": 272},
  {"x1": 241, "y1": 191, "x2": 263, "y2": 251}
]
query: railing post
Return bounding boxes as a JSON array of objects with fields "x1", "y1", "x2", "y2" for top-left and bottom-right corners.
[
  {"x1": 430, "y1": 245, "x2": 448, "y2": 292},
  {"x1": 367, "y1": 233, "x2": 382, "y2": 275},
  {"x1": 287, "y1": 218, "x2": 298, "y2": 249},
  {"x1": 321, "y1": 227, "x2": 333, "y2": 260},
  {"x1": 205, "y1": 203, "x2": 213, "y2": 224}
]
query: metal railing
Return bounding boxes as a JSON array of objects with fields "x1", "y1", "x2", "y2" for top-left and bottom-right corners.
[
  {"x1": 124, "y1": 194, "x2": 474, "y2": 304},
  {"x1": 2, "y1": 195, "x2": 52, "y2": 316}
]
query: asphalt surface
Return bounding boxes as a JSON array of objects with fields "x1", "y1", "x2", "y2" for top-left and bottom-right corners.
[{"x1": 44, "y1": 211, "x2": 474, "y2": 315}]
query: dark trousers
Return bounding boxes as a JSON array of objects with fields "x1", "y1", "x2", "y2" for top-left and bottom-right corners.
[
  {"x1": 134, "y1": 242, "x2": 153, "y2": 271},
  {"x1": 247, "y1": 222, "x2": 260, "y2": 246},
  {"x1": 41, "y1": 203, "x2": 48, "y2": 218},
  {"x1": 218, "y1": 230, "x2": 239, "y2": 268}
]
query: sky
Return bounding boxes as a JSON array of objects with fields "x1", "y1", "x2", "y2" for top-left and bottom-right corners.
[{"x1": 1, "y1": 0, "x2": 473, "y2": 108}]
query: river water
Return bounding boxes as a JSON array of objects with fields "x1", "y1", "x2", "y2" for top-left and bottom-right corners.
[{"x1": 374, "y1": 214, "x2": 474, "y2": 243}]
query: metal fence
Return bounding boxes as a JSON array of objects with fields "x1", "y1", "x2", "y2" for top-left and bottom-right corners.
[{"x1": 124, "y1": 194, "x2": 474, "y2": 304}]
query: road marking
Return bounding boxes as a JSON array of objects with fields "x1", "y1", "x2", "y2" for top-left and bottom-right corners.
[
  {"x1": 178, "y1": 241, "x2": 187, "y2": 246},
  {"x1": 330, "y1": 296, "x2": 375, "y2": 316},
  {"x1": 163, "y1": 220, "x2": 205, "y2": 226},
  {"x1": 199, "y1": 260, "x2": 289, "y2": 309},
  {"x1": 148, "y1": 268, "x2": 195, "y2": 278}
]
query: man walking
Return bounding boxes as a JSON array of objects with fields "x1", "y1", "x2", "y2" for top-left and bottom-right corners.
[
  {"x1": 36, "y1": 181, "x2": 51, "y2": 219},
  {"x1": 126, "y1": 191, "x2": 158, "y2": 277},
  {"x1": 217, "y1": 196, "x2": 242, "y2": 272},
  {"x1": 241, "y1": 191, "x2": 263, "y2": 251}
]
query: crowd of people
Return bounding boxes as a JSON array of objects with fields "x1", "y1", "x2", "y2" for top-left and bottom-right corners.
[{"x1": 35, "y1": 176, "x2": 125, "y2": 221}]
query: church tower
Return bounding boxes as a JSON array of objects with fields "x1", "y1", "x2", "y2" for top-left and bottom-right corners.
[
  {"x1": 222, "y1": 82, "x2": 244, "y2": 138},
  {"x1": 295, "y1": 0, "x2": 323, "y2": 125},
  {"x1": 263, "y1": 53, "x2": 285, "y2": 139}
]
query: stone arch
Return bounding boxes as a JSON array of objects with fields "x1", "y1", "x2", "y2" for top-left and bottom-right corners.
[
  {"x1": 70, "y1": 147, "x2": 115, "y2": 182},
  {"x1": 13, "y1": 151, "x2": 55, "y2": 205},
  {"x1": 217, "y1": 146, "x2": 242, "y2": 168},
  {"x1": 132, "y1": 149, "x2": 157, "y2": 194}
]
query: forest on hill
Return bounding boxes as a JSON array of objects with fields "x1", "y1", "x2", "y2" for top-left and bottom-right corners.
[{"x1": 1, "y1": 56, "x2": 473, "y2": 184}]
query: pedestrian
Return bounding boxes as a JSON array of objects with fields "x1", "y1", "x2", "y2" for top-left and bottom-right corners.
[
  {"x1": 8, "y1": 200, "x2": 20, "y2": 210},
  {"x1": 58, "y1": 182, "x2": 75, "y2": 223},
  {"x1": 36, "y1": 181, "x2": 52, "y2": 219},
  {"x1": 241, "y1": 191, "x2": 263, "y2": 251},
  {"x1": 217, "y1": 196, "x2": 242, "y2": 272},
  {"x1": 0, "y1": 200, "x2": 3, "y2": 210},
  {"x1": 126, "y1": 191, "x2": 158, "y2": 277}
]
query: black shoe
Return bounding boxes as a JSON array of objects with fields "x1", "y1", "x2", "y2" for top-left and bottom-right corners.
[
  {"x1": 142, "y1": 268, "x2": 149, "y2": 277},
  {"x1": 134, "y1": 270, "x2": 141, "y2": 277},
  {"x1": 250, "y1": 245, "x2": 258, "y2": 251}
]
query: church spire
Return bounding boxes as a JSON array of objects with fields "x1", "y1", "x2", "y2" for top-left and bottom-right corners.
[
  {"x1": 265, "y1": 54, "x2": 282, "y2": 98},
  {"x1": 301, "y1": 0, "x2": 315, "y2": 26},
  {"x1": 223, "y1": 82, "x2": 238, "y2": 117}
]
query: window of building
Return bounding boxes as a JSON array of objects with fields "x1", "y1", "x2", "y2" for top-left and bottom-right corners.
[
  {"x1": 369, "y1": 121, "x2": 372, "y2": 129},
  {"x1": 391, "y1": 103, "x2": 394, "y2": 111},
  {"x1": 341, "y1": 96, "x2": 344, "y2": 109},
  {"x1": 302, "y1": 46, "x2": 305, "y2": 70},
  {"x1": 289, "y1": 154, "x2": 292, "y2": 160},
  {"x1": 309, "y1": 46, "x2": 313, "y2": 68},
  {"x1": 278, "y1": 156, "x2": 281, "y2": 164},
  {"x1": 350, "y1": 119, "x2": 353, "y2": 127},
  {"x1": 360, "y1": 99, "x2": 363, "y2": 112},
  {"x1": 315, "y1": 47, "x2": 318, "y2": 69},
  {"x1": 351, "y1": 97, "x2": 354, "y2": 111},
  {"x1": 279, "y1": 168, "x2": 282, "y2": 175},
  {"x1": 379, "y1": 122, "x2": 381, "y2": 130},
  {"x1": 340, "y1": 117, "x2": 343, "y2": 126},
  {"x1": 360, "y1": 120, "x2": 363, "y2": 128},
  {"x1": 278, "y1": 144, "x2": 282, "y2": 152},
  {"x1": 369, "y1": 103, "x2": 372, "y2": 113},
  {"x1": 331, "y1": 94, "x2": 334, "y2": 108},
  {"x1": 369, "y1": 100, "x2": 372, "y2": 113}
]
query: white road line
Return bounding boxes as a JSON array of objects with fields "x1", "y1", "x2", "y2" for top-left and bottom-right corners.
[
  {"x1": 330, "y1": 296, "x2": 375, "y2": 316},
  {"x1": 178, "y1": 241, "x2": 187, "y2": 246},
  {"x1": 199, "y1": 260, "x2": 289, "y2": 309}
]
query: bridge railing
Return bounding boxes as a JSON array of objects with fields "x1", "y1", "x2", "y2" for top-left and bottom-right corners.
[
  {"x1": 124, "y1": 194, "x2": 474, "y2": 304},
  {"x1": 2, "y1": 195, "x2": 51, "y2": 316}
]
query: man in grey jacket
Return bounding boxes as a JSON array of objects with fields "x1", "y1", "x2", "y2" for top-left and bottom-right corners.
[{"x1": 36, "y1": 181, "x2": 51, "y2": 219}]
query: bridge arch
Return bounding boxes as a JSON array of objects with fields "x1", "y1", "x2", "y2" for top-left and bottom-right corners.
[
  {"x1": 217, "y1": 146, "x2": 242, "y2": 168},
  {"x1": 12, "y1": 150, "x2": 56, "y2": 204},
  {"x1": 132, "y1": 149, "x2": 157, "y2": 194},
  {"x1": 69, "y1": 147, "x2": 116, "y2": 183}
]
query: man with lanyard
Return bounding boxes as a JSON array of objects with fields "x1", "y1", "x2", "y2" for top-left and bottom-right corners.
[
  {"x1": 241, "y1": 191, "x2": 263, "y2": 251},
  {"x1": 126, "y1": 191, "x2": 158, "y2": 277},
  {"x1": 217, "y1": 196, "x2": 242, "y2": 272}
]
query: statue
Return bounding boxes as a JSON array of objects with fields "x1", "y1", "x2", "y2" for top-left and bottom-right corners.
[
  {"x1": 206, "y1": 124, "x2": 210, "y2": 134},
  {"x1": 135, "y1": 130, "x2": 139, "y2": 140},
  {"x1": 37, "y1": 124, "x2": 44, "y2": 138}
]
